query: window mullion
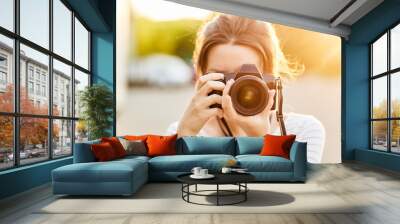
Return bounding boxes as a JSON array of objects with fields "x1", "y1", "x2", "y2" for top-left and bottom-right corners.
[
  {"x1": 13, "y1": 0, "x2": 21, "y2": 167},
  {"x1": 71, "y1": 10, "x2": 76, "y2": 155},
  {"x1": 388, "y1": 30, "x2": 391, "y2": 152}
]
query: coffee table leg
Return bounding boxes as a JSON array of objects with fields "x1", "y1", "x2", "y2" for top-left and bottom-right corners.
[
  {"x1": 245, "y1": 183, "x2": 247, "y2": 201},
  {"x1": 216, "y1": 184, "x2": 219, "y2": 206}
]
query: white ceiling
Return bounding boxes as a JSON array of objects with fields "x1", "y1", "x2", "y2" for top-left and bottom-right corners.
[{"x1": 166, "y1": 0, "x2": 384, "y2": 38}]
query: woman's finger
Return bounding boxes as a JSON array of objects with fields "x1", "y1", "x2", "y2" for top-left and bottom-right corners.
[
  {"x1": 205, "y1": 107, "x2": 223, "y2": 118},
  {"x1": 201, "y1": 94, "x2": 222, "y2": 108},
  {"x1": 222, "y1": 80, "x2": 236, "y2": 115},
  {"x1": 198, "y1": 80, "x2": 225, "y2": 96},
  {"x1": 196, "y1": 73, "x2": 225, "y2": 90},
  {"x1": 222, "y1": 79, "x2": 234, "y2": 96}
]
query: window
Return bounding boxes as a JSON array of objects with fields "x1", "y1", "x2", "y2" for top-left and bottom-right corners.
[
  {"x1": 53, "y1": 0, "x2": 72, "y2": 60},
  {"x1": 53, "y1": 59, "x2": 72, "y2": 117},
  {"x1": 0, "y1": 0, "x2": 14, "y2": 31},
  {"x1": 28, "y1": 67, "x2": 34, "y2": 80},
  {"x1": 0, "y1": 35, "x2": 13, "y2": 112},
  {"x1": 28, "y1": 81, "x2": 34, "y2": 94},
  {"x1": 0, "y1": 54, "x2": 7, "y2": 67},
  {"x1": 0, "y1": 71, "x2": 7, "y2": 84},
  {"x1": 0, "y1": 0, "x2": 91, "y2": 170},
  {"x1": 42, "y1": 85, "x2": 46, "y2": 97},
  {"x1": 20, "y1": 0, "x2": 49, "y2": 48},
  {"x1": 370, "y1": 23, "x2": 400, "y2": 154},
  {"x1": 75, "y1": 18, "x2": 89, "y2": 70}
]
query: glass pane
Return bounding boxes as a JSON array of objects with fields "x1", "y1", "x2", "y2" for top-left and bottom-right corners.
[
  {"x1": 74, "y1": 69, "x2": 89, "y2": 118},
  {"x1": 391, "y1": 120, "x2": 400, "y2": 153},
  {"x1": 372, "y1": 33, "x2": 387, "y2": 76},
  {"x1": 0, "y1": 116, "x2": 13, "y2": 170},
  {"x1": 20, "y1": 117, "x2": 49, "y2": 165},
  {"x1": 372, "y1": 76, "x2": 387, "y2": 119},
  {"x1": 0, "y1": 34, "x2": 14, "y2": 112},
  {"x1": 75, "y1": 120, "x2": 88, "y2": 143},
  {"x1": 53, "y1": 0, "x2": 72, "y2": 60},
  {"x1": 0, "y1": 0, "x2": 14, "y2": 31},
  {"x1": 372, "y1": 121, "x2": 388, "y2": 151},
  {"x1": 53, "y1": 59, "x2": 72, "y2": 117},
  {"x1": 20, "y1": 0, "x2": 49, "y2": 48},
  {"x1": 391, "y1": 72, "x2": 400, "y2": 118},
  {"x1": 53, "y1": 119, "x2": 72, "y2": 157},
  {"x1": 74, "y1": 18, "x2": 89, "y2": 69},
  {"x1": 20, "y1": 44, "x2": 49, "y2": 115},
  {"x1": 391, "y1": 24, "x2": 400, "y2": 70}
]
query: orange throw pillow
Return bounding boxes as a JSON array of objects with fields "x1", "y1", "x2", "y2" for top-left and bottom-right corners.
[
  {"x1": 101, "y1": 137, "x2": 126, "y2": 158},
  {"x1": 91, "y1": 142, "x2": 117, "y2": 161},
  {"x1": 259, "y1": 134, "x2": 296, "y2": 159},
  {"x1": 146, "y1": 134, "x2": 178, "y2": 157},
  {"x1": 124, "y1": 135, "x2": 149, "y2": 142}
]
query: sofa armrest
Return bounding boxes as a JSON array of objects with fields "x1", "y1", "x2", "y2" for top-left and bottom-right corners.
[
  {"x1": 73, "y1": 140, "x2": 100, "y2": 163},
  {"x1": 289, "y1": 141, "x2": 307, "y2": 181}
]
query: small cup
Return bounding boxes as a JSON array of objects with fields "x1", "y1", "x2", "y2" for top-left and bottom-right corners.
[
  {"x1": 191, "y1": 167, "x2": 202, "y2": 176},
  {"x1": 199, "y1": 169, "x2": 208, "y2": 176},
  {"x1": 221, "y1": 167, "x2": 232, "y2": 174}
]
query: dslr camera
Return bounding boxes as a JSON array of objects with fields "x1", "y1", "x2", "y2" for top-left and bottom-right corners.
[{"x1": 209, "y1": 64, "x2": 280, "y2": 116}]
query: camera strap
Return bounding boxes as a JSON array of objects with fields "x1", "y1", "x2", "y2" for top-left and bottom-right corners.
[{"x1": 275, "y1": 78, "x2": 287, "y2": 136}]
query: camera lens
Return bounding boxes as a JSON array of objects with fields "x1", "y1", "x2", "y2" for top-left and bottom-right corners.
[
  {"x1": 237, "y1": 85, "x2": 260, "y2": 108},
  {"x1": 230, "y1": 76, "x2": 268, "y2": 116}
]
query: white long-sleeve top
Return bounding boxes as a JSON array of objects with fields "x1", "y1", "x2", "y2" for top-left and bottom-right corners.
[{"x1": 166, "y1": 112, "x2": 325, "y2": 163}]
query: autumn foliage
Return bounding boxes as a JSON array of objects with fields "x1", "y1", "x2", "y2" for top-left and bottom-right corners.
[{"x1": 0, "y1": 85, "x2": 59, "y2": 150}]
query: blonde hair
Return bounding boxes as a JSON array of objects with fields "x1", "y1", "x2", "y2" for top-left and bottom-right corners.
[{"x1": 193, "y1": 13, "x2": 303, "y2": 79}]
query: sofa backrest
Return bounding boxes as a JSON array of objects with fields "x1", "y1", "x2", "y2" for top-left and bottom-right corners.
[
  {"x1": 235, "y1": 137, "x2": 264, "y2": 155},
  {"x1": 176, "y1": 137, "x2": 236, "y2": 156},
  {"x1": 73, "y1": 139, "x2": 100, "y2": 163}
]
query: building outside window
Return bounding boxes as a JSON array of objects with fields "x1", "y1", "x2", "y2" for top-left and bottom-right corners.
[
  {"x1": 370, "y1": 23, "x2": 400, "y2": 154},
  {"x1": 0, "y1": 54, "x2": 7, "y2": 91},
  {"x1": 0, "y1": 0, "x2": 91, "y2": 170}
]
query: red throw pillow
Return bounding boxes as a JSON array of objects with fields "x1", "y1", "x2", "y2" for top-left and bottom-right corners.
[
  {"x1": 259, "y1": 134, "x2": 296, "y2": 159},
  {"x1": 91, "y1": 142, "x2": 117, "y2": 161},
  {"x1": 101, "y1": 137, "x2": 126, "y2": 158},
  {"x1": 146, "y1": 134, "x2": 178, "y2": 157}
]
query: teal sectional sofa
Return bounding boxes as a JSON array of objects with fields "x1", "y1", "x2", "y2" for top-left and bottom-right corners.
[{"x1": 52, "y1": 137, "x2": 307, "y2": 196}]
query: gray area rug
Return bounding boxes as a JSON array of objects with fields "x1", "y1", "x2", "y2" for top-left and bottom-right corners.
[{"x1": 38, "y1": 183, "x2": 362, "y2": 214}]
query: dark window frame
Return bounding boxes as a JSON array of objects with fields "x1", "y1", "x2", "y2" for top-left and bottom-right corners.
[
  {"x1": 0, "y1": 0, "x2": 91, "y2": 171},
  {"x1": 370, "y1": 21, "x2": 400, "y2": 154}
]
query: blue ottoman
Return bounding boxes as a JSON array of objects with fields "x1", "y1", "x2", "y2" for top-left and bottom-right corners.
[{"x1": 52, "y1": 156, "x2": 148, "y2": 196}]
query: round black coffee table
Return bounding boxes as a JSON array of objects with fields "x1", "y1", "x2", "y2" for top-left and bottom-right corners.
[{"x1": 177, "y1": 173, "x2": 255, "y2": 206}]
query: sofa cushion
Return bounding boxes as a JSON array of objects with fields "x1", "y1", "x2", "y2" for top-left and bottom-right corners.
[
  {"x1": 149, "y1": 154, "x2": 235, "y2": 172},
  {"x1": 53, "y1": 158, "x2": 147, "y2": 183},
  {"x1": 118, "y1": 138, "x2": 147, "y2": 156},
  {"x1": 101, "y1": 137, "x2": 127, "y2": 158},
  {"x1": 236, "y1": 137, "x2": 264, "y2": 155},
  {"x1": 236, "y1": 155, "x2": 293, "y2": 172},
  {"x1": 147, "y1": 134, "x2": 178, "y2": 157},
  {"x1": 177, "y1": 137, "x2": 236, "y2": 155},
  {"x1": 91, "y1": 142, "x2": 118, "y2": 161},
  {"x1": 260, "y1": 134, "x2": 296, "y2": 159}
]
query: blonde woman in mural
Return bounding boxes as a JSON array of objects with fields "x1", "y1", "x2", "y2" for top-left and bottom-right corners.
[{"x1": 166, "y1": 14, "x2": 325, "y2": 163}]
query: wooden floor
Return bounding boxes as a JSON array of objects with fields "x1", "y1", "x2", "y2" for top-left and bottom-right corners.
[{"x1": 0, "y1": 162, "x2": 400, "y2": 224}]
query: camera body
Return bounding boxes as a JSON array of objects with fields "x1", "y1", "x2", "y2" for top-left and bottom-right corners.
[{"x1": 209, "y1": 64, "x2": 277, "y2": 116}]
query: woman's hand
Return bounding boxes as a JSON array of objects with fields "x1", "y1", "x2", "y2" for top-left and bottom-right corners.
[
  {"x1": 177, "y1": 73, "x2": 225, "y2": 137},
  {"x1": 221, "y1": 79, "x2": 276, "y2": 137}
]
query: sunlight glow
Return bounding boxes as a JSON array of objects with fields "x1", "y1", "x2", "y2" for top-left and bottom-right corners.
[{"x1": 130, "y1": 0, "x2": 211, "y2": 21}]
